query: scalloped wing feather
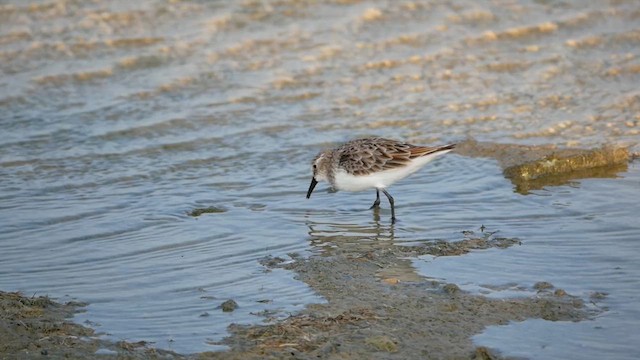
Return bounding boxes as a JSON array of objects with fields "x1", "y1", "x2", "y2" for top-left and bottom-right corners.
[{"x1": 338, "y1": 138, "x2": 455, "y2": 176}]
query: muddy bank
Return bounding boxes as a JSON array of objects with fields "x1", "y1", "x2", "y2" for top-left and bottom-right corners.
[
  {"x1": 455, "y1": 139, "x2": 633, "y2": 193},
  {"x1": 204, "y1": 230, "x2": 591, "y2": 359},
  {"x1": 0, "y1": 291, "x2": 182, "y2": 359}
]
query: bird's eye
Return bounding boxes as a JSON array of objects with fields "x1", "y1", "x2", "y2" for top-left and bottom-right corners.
[{"x1": 313, "y1": 164, "x2": 317, "y2": 169}]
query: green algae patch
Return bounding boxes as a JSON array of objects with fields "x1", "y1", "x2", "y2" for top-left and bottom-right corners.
[
  {"x1": 504, "y1": 147, "x2": 630, "y2": 194},
  {"x1": 455, "y1": 140, "x2": 632, "y2": 194},
  {"x1": 365, "y1": 335, "x2": 398, "y2": 352}
]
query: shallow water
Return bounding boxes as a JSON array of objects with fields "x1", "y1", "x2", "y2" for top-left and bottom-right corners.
[
  {"x1": 1, "y1": 0, "x2": 639, "y2": 356},
  {"x1": 413, "y1": 159, "x2": 640, "y2": 360}
]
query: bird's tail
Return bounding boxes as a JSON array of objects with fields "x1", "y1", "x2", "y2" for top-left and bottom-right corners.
[
  {"x1": 410, "y1": 143, "x2": 456, "y2": 158},
  {"x1": 435, "y1": 143, "x2": 456, "y2": 152}
]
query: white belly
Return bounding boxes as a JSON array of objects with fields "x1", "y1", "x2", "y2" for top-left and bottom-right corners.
[{"x1": 332, "y1": 150, "x2": 451, "y2": 192}]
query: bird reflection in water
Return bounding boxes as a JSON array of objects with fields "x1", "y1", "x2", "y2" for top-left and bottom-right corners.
[{"x1": 304, "y1": 213, "x2": 427, "y2": 283}]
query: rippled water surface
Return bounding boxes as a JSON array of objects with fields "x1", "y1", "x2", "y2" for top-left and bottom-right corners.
[{"x1": 1, "y1": 0, "x2": 639, "y2": 356}]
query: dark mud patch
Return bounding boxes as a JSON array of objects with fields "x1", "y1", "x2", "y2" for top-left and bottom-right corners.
[{"x1": 0, "y1": 291, "x2": 181, "y2": 359}]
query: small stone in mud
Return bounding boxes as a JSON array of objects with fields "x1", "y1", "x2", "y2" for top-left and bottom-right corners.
[
  {"x1": 118, "y1": 340, "x2": 150, "y2": 351},
  {"x1": 200, "y1": 312, "x2": 210, "y2": 317},
  {"x1": 474, "y1": 346, "x2": 496, "y2": 360},
  {"x1": 443, "y1": 283, "x2": 461, "y2": 295},
  {"x1": 365, "y1": 335, "x2": 397, "y2": 352},
  {"x1": 534, "y1": 281, "x2": 554, "y2": 291},
  {"x1": 220, "y1": 299, "x2": 238, "y2": 312},
  {"x1": 259, "y1": 255, "x2": 287, "y2": 268},
  {"x1": 554, "y1": 289, "x2": 568, "y2": 297},
  {"x1": 382, "y1": 277, "x2": 400, "y2": 285},
  {"x1": 188, "y1": 206, "x2": 226, "y2": 217},
  {"x1": 440, "y1": 303, "x2": 459, "y2": 312}
]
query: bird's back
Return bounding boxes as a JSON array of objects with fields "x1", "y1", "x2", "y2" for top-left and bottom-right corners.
[{"x1": 337, "y1": 138, "x2": 455, "y2": 177}]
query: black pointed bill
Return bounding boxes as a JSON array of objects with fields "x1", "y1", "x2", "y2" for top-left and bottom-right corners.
[{"x1": 306, "y1": 177, "x2": 318, "y2": 199}]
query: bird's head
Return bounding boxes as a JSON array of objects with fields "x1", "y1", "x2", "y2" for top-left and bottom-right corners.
[{"x1": 306, "y1": 151, "x2": 331, "y2": 199}]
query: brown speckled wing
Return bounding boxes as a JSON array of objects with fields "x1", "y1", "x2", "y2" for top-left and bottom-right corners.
[{"x1": 337, "y1": 138, "x2": 454, "y2": 176}]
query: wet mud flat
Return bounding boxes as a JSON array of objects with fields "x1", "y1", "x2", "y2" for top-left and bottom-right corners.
[
  {"x1": 216, "y1": 233, "x2": 591, "y2": 360},
  {"x1": 0, "y1": 291, "x2": 180, "y2": 359},
  {"x1": 1, "y1": 234, "x2": 592, "y2": 360}
]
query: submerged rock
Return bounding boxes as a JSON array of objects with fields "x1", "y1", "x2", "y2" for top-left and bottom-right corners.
[
  {"x1": 533, "y1": 281, "x2": 554, "y2": 291},
  {"x1": 220, "y1": 299, "x2": 238, "y2": 312}
]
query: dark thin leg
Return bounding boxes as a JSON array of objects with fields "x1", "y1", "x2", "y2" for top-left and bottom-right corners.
[
  {"x1": 369, "y1": 189, "x2": 381, "y2": 209},
  {"x1": 381, "y1": 189, "x2": 395, "y2": 223}
]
